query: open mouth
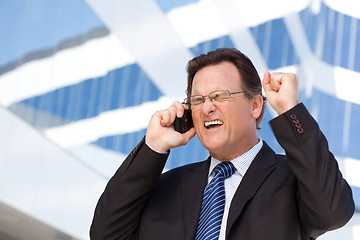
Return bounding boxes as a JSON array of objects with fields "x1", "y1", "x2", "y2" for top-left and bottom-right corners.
[{"x1": 204, "y1": 120, "x2": 223, "y2": 129}]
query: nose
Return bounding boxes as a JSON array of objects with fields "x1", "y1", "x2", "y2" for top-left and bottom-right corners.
[{"x1": 202, "y1": 97, "x2": 216, "y2": 114}]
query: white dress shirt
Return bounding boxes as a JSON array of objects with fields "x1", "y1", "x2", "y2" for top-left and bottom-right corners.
[{"x1": 207, "y1": 139, "x2": 263, "y2": 240}]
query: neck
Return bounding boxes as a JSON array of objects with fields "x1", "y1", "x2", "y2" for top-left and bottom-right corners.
[{"x1": 210, "y1": 138, "x2": 260, "y2": 161}]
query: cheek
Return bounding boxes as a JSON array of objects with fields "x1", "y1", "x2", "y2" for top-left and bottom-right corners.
[
  {"x1": 227, "y1": 106, "x2": 253, "y2": 128},
  {"x1": 191, "y1": 111, "x2": 202, "y2": 129}
]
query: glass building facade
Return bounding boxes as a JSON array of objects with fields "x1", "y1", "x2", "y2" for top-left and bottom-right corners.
[{"x1": 0, "y1": 0, "x2": 359, "y2": 239}]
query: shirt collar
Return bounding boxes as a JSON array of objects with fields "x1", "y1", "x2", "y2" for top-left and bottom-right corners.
[{"x1": 209, "y1": 139, "x2": 263, "y2": 177}]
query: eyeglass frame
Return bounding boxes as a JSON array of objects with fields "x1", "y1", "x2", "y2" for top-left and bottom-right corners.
[{"x1": 184, "y1": 90, "x2": 246, "y2": 108}]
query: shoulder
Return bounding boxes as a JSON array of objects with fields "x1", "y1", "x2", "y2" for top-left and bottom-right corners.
[
  {"x1": 144, "y1": 160, "x2": 209, "y2": 207},
  {"x1": 159, "y1": 160, "x2": 208, "y2": 182},
  {"x1": 271, "y1": 153, "x2": 297, "y2": 184}
]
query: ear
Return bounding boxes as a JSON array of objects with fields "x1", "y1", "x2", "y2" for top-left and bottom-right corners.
[{"x1": 251, "y1": 94, "x2": 263, "y2": 119}]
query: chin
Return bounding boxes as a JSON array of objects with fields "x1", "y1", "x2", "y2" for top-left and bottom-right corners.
[{"x1": 202, "y1": 139, "x2": 227, "y2": 153}]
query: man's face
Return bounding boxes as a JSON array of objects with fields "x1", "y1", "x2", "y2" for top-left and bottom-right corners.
[{"x1": 191, "y1": 61, "x2": 261, "y2": 161}]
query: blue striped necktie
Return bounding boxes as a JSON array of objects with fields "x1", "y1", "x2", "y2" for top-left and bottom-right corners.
[{"x1": 195, "y1": 161, "x2": 236, "y2": 240}]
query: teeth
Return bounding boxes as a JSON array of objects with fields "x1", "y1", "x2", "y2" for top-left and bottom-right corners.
[{"x1": 204, "y1": 120, "x2": 223, "y2": 128}]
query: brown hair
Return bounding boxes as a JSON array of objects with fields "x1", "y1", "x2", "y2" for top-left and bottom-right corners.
[{"x1": 186, "y1": 48, "x2": 266, "y2": 129}]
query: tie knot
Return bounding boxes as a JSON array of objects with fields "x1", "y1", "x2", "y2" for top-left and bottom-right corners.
[{"x1": 213, "y1": 161, "x2": 236, "y2": 179}]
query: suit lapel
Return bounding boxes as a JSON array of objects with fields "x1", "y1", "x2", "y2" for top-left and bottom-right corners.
[
  {"x1": 226, "y1": 142, "x2": 278, "y2": 236},
  {"x1": 180, "y1": 158, "x2": 210, "y2": 240}
]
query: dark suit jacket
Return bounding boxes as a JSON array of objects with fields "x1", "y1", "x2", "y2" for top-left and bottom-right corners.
[{"x1": 90, "y1": 103, "x2": 354, "y2": 240}]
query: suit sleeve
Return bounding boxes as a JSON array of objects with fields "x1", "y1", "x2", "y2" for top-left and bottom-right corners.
[
  {"x1": 269, "y1": 103, "x2": 355, "y2": 238},
  {"x1": 90, "y1": 138, "x2": 169, "y2": 240}
]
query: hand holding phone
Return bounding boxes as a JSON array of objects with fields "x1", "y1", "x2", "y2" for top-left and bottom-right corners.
[{"x1": 174, "y1": 110, "x2": 193, "y2": 133}]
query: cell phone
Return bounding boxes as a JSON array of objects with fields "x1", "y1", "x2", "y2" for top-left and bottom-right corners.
[{"x1": 174, "y1": 109, "x2": 193, "y2": 133}]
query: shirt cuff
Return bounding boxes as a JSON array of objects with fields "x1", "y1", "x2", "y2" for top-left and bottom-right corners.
[{"x1": 145, "y1": 141, "x2": 169, "y2": 154}]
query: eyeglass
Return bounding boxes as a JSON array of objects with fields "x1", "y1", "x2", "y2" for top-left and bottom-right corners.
[{"x1": 184, "y1": 90, "x2": 246, "y2": 108}]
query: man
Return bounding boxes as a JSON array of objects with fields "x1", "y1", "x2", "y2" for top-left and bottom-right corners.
[{"x1": 90, "y1": 48, "x2": 354, "y2": 240}]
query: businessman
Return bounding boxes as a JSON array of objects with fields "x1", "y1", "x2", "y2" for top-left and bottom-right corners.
[{"x1": 90, "y1": 48, "x2": 354, "y2": 240}]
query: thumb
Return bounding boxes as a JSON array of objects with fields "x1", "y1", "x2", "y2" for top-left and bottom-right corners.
[
  {"x1": 262, "y1": 71, "x2": 271, "y2": 93},
  {"x1": 180, "y1": 127, "x2": 196, "y2": 145}
]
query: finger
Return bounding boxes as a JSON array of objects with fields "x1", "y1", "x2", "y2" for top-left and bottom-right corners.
[
  {"x1": 269, "y1": 72, "x2": 283, "y2": 92},
  {"x1": 180, "y1": 127, "x2": 196, "y2": 144},
  {"x1": 183, "y1": 103, "x2": 190, "y2": 111},
  {"x1": 157, "y1": 108, "x2": 174, "y2": 127},
  {"x1": 270, "y1": 80, "x2": 281, "y2": 92},
  {"x1": 286, "y1": 73, "x2": 300, "y2": 85},
  {"x1": 273, "y1": 73, "x2": 299, "y2": 91},
  {"x1": 154, "y1": 110, "x2": 168, "y2": 127},
  {"x1": 171, "y1": 101, "x2": 185, "y2": 118},
  {"x1": 166, "y1": 106, "x2": 177, "y2": 126}
]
